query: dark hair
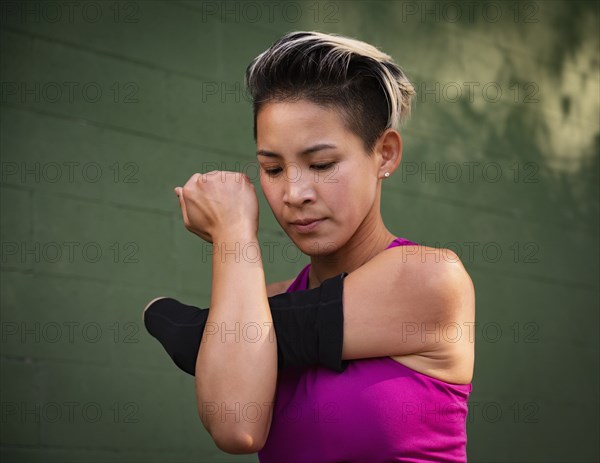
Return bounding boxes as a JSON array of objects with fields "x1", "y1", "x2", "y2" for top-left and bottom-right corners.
[{"x1": 245, "y1": 31, "x2": 416, "y2": 154}]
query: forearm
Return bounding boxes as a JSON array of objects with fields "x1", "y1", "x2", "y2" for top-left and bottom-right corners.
[{"x1": 196, "y1": 232, "x2": 276, "y2": 452}]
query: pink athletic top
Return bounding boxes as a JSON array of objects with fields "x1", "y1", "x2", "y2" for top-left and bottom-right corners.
[{"x1": 258, "y1": 237, "x2": 472, "y2": 462}]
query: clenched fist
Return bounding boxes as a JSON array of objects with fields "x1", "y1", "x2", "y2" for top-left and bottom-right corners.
[{"x1": 174, "y1": 171, "x2": 259, "y2": 243}]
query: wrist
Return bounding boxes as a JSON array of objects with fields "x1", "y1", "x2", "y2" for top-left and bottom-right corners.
[
  {"x1": 211, "y1": 229, "x2": 261, "y2": 264},
  {"x1": 212, "y1": 227, "x2": 257, "y2": 244}
]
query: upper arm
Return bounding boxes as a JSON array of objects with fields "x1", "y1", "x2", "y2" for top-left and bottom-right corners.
[
  {"x1": 266, "y1": 278, "x2": 295, "y2": 297},
  {"x1": 341, "y1": 246, "x2": 475, "y2": 360}
]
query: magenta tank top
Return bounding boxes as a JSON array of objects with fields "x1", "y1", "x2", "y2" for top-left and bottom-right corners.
[{"x1": 258, "y1": 237, "x2": 472, "y2": 462}]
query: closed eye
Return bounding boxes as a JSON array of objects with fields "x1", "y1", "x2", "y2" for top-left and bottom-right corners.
[
  {"x1": 264, "y1": 163, "x2": 335, "y2": 176},
  {"x1": 264, "y1": 167, "x2": 282, "y2": 175},
  {"x1": 312, "y1": 163, "x2": 335, "y2": 171}
]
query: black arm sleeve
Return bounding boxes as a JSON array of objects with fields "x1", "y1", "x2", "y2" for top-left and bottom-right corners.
[{"x1": 144, "y1": 272, "x2": 350, "y2": 376}]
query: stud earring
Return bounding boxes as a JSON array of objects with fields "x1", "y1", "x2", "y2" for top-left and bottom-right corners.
[{"x1": 384, "y1": 172, "x2": 390, "y2": 178}]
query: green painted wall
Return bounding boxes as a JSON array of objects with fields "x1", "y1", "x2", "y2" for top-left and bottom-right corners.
[{"x1": 1, "y1": 1, "x2": 598, "y2": 461}]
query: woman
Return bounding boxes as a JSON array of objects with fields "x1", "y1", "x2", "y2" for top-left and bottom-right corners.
[{"x1": 145, "y1": 31, "x2": 475, "y2": 462}]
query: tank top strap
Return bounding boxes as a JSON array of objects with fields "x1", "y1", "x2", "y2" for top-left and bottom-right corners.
[{"x1": 286, "y1": 262, "x2": 311, "y2": 292}]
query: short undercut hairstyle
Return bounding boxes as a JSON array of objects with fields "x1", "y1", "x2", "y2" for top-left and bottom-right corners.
[{"x1": 245, "y1": 30, "x2": 416, "y2": 154}]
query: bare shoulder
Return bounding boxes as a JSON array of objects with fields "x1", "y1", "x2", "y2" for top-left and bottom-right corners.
[
  {"x1": 385, "y1": 244, "x2": 462, "y2": 267},
  {"x1": 385, "y1": 245, "x2": 473, "y2": 289},
  {"x1": 389, "y1": 244, "x2": 476, "y2": 331},
  {"x1": 266, "y1": 278, "x2": 296, "y2": 297},
  {"x1": 350, "y1": 245, "x2": 473, "y2": 303},
  {"x1": 385, "y1": 246, "x2": 476, "y2": 384}
]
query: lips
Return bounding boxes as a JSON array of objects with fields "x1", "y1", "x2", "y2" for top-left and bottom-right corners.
[
  {"x1": 289, "y1": 218, "x2": 326, "y2": 233},
  {"x1": 290, "y1": 218, "x2": 323, "y2": 225}
]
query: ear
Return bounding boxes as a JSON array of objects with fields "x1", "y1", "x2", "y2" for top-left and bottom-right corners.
[{"x1": 374, "y1": 129, "x2": 402, "y2": 179}]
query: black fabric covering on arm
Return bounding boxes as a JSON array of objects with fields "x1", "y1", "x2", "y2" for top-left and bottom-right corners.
[{"x1": 144, "y1": 272, "x2": 350, "y2": 376}]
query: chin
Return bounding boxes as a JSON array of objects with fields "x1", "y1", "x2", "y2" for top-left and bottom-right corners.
[{"x1": 294, "y1": 237, "x2": 339, "y2": 258}]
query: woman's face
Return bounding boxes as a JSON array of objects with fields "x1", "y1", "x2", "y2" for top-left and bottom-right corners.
[{"x1": 256, "y1": 99, "x2": 384, "y2": 256}]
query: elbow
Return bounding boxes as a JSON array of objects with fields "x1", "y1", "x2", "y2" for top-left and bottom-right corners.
[
  {"x1": 212, "y1": 429, "x2": 266, "y2": 454},
  {"x1": 199, "y1": 402, "x2": 270, "y2": 454},
  {"x1": 142, "y1": 296, "x2": 168, "y2": 321},
  {"x1": 200, "y1": 406, "x2": 270, "y2": 453}
]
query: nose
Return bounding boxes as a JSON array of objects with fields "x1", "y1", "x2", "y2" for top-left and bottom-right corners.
[{"x1": 282, "y1": 166, "x2": 316, "y2": 207}]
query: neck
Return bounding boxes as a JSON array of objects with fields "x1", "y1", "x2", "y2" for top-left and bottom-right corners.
[{"x1": 307, "y1": 208, "x2": 396, "y2": 289}]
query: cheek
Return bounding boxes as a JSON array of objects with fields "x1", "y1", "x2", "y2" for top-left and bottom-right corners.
[{"x1": 327, "y1": 168, "x2": 374, "y2": 213}]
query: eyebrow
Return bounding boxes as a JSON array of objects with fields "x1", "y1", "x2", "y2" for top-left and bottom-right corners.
[{"x1": 256, "y1": 143, "x2": 337, "y2": 158}]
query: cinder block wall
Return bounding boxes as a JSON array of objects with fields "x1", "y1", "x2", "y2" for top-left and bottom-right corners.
[{"x1": 1, "y1": 1, "x2": 598, "y2": 462}]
